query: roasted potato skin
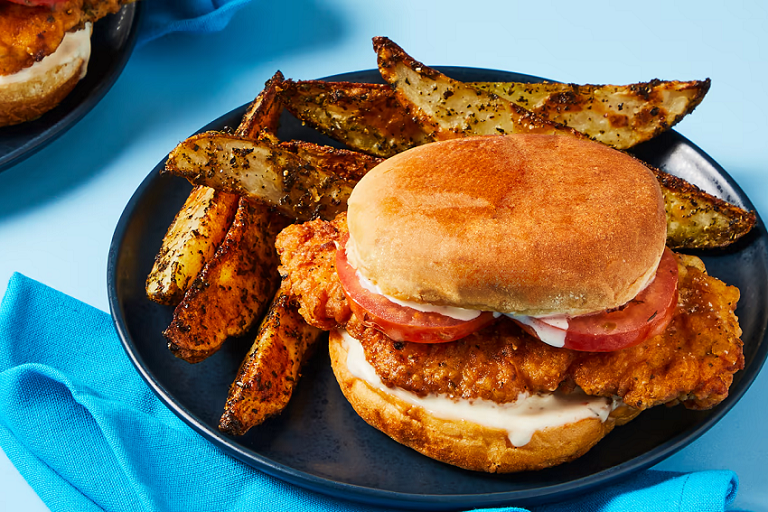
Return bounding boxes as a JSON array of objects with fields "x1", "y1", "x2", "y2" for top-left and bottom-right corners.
[
  {"x1": 238, "y1": 70, "x2": 285, "y2": 139},
  {"x1": 278, "y1": 139, "x2": 383, "y2": 181},
  {"x1": 164, "y1": 199, "x2": 289, "y2": 363},
  {"x1": 373, "y1": 37, "x2": 585, "y2": 141},
  {"x1": 165, "y1": 132, "x2": 362, "y2": 222},
  {"x1": 654, "y1": 168, "x2": 757, "y2": 249},
  {"x1": 219, "y1": 288, "x2": 322, "y2": 435},
  {"x1": 279, "y1": 79, "x2": 432, "y2": 158},
  {"x1": 279, "y1": 77, "x2": 709, "y2": 157},
  {"x1": 472, "y1": 79, "x2": 711, "y2": 150},
  {"x1": 145, "y1": 185, "x2": 239, "y2": 306}
]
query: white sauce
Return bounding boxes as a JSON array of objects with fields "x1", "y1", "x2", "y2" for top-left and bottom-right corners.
[
  {"x1": 507, "y1": 314, "x2": 569, "y2": 348},
  {"x1": 354, "y1": 268, "x2": 482, "y2": 321},
  {"x1": 0, "y1": 24, "x2": 92, "y2": 86},
  {"x1": 339, "y1": 329, "x2": 613, "y2": 447},
  {"x1": 345, "y1": 236, "x2": 482, "y2": 321}
]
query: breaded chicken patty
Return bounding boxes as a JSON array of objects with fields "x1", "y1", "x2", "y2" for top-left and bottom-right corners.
[{"x1": 277, "y1": 213, "x2": 744, "y2": 411}]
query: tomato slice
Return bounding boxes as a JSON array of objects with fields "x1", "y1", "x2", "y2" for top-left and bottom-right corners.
[
  {"x1": 336, "y1": 235, "x2": 495, "y2": 343},
  {"x1": 523, "y1": 248, "x2": 679, "y2": 352}
]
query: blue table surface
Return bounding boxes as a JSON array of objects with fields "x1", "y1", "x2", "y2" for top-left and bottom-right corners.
[{"x1": 1, "y1": 1, "x2": 767, "y2": 510}]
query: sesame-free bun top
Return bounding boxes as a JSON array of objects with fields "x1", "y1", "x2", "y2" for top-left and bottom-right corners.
[{"x1": 345, "y1": 134, "x2": 667, "y2": 316}]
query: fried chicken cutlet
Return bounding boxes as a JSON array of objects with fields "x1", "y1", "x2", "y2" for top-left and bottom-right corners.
[{"x1": 276, "y1": 213, "x2": 744, "y2": 412}]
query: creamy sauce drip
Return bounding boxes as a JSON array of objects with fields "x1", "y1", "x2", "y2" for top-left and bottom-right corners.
[
  {"x1": 0, "y1": 25, "x2": 92, "y2": 85},
  {"x1": 339, "y1": 329, "x2": 613, "y2": 447}
]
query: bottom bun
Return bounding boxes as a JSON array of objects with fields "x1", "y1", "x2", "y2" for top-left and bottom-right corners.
[
  {"x1": 0, "y1": 25, "x2": 92, "y2": 127},
  {"x1": 329, "y1": 330, "x2": 640, "y2": 473}
]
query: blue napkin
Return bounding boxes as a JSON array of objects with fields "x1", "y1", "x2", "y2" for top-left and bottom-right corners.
[
  {"x1": 0, "y1": 273, "x2": 740, "y2": 512},
  {"x1": 137, "y1": 0, "x2": 255, "y2": 46}
]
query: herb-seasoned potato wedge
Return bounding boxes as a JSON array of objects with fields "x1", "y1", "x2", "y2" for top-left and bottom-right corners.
[
  {"x1": 279, "y1": 79, "x2": 431, "y2": 158},
  {"x1": 654, "y1": 169, "x2": 756, "y2": 249},
  {"x1": 219, "y1": 288, "x2": 322, "y2": 435},
  {"x1": 373, "y1": 37, "x2": 755, "y2": 249},
  {"x1": 164, "y1": 132, "x2": 375, "y2": 221},
  {"x1": 373, "y1": 37, "x2": 584, "y2": 141},
  {"x1": 279, "y1": 139, "x2": 383, "y2": 181},
  {"x1": 471, "y1": 79, "x2": 710, "y2": 150},
  {"x1": 145, "y1": 186, "x2": 239, "y2": 306},
  {"x1": 164, "y1": 199, "x2": 289, "y2": 363},
  {"x1": 281, "y1": 78, "x2": 708, "y2": 157},
  {"x1": 238, "y1": 70, "x2": 285, "y2": 139}
]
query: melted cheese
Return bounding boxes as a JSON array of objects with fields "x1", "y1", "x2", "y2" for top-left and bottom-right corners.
[
  {"x1": 339, "y1": 329, "x2": 613, "y2": 447},
  {"x1": 0, "y1": 24, "x2": 92, "y2": 86}
]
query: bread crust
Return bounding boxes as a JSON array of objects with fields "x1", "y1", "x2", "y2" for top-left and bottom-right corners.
[
  {"x1": 346, "y1": 134, "x2": 667, "y2": 316},
  {"x1": 329, "y1": 330, "x2": 639, "y2": 472},
  {"x1": 0, "y1": 27, "x2": 91, "y2": 127}
]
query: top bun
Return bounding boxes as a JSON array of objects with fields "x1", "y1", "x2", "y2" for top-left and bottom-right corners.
[{"x1": 346, "y1": 134, "x2": 667, "y2": 316}]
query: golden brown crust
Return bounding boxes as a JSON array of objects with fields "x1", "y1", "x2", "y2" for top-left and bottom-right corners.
[
  {"x1": 329, "y1": 330, "x2": 638, "y2": 472},
  {"x1": 346, "y1": 134, "x2": 667, "y2": 316}
]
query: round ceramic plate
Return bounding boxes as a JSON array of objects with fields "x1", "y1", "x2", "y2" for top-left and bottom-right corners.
[
  {"x1": 107, "y1": 68, "x2": 768, "y2": 510},
  {"x1": 0, "y1": 2, "x2": 141, "y2": 173}
]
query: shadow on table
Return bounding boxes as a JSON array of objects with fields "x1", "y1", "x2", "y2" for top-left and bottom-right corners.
[{"x1": 0, "y1": 0, "x2": 345, "y2": 220}]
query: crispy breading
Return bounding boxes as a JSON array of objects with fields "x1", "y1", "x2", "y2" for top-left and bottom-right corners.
[
  {"x1": 276, "y1": 213, "x2": 352, "y2": 330},
  {"x1": 0, "y1": 0, "x2": 128, "y2": 76},
  {"x1": 276, "y1": 215, "x2": 744, "y2": 411}
]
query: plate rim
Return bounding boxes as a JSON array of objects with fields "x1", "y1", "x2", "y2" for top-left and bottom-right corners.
[
  {"x1": 107, "y1": 67, "x2": 768, "y2": 510},
  {"x1": 0, "y1": 2, "x2": 142, "y2": 173}
]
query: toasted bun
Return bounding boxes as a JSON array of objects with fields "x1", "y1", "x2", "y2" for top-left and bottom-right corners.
[
  {"x1": 346, "y1": 134, "x2": 667, "y2": 316},
  {"x1": 0, "y1": 25, "x2": 92, "y2": 127},
  {"x1": 329, "y1": 330, "x2": 639, "y2": 472}
]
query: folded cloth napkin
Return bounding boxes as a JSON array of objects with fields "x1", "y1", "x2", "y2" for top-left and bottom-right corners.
[
  {"x1": 137, "y1": 0, "x2": 255, "y2": 46},
  {"x1": 0, "y1": 273, "x2": 739, "y2": 512}
]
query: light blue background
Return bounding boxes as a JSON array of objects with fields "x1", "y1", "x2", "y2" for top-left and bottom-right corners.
[{"x1": 1, "y1": 0, "x2": 766, "y2": 510}]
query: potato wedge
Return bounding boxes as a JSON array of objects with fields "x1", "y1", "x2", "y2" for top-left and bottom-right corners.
[
  {"x1": 238, "y1": 70, "x2": 285, "y2": 139},
  {"x1": 373, "y1": 37, "x2": 755, "y2": 249},
  {"x1": 373, "y1": 37, "x2": 585, "y2": 141},
  {"x1": 279, "y1": 79, "x2": 431, "y2": 158},
  {"x1": 164, "y1": 132, "x2": 360, "y2": 221},
  {"x1": 279, "y1": 139, "x2": 383, "y2": 181},
  {"x1": 164, "y1": 199, "x2": 289, "y2": 363},
  {"x1": 219, "y1": 288, "x2": 322, "y2": 435},
  {"x1": 145, "y1": 185, "x2": 239, "y2": 305},
  {"x1": 471, "y1": 79, "x2": 710, "y2": 150},
  {"x1": 654, "y1": 169, "x2": 756, "y2": 249},
  {"x1": 281, "y1": 78, "x2": 708, "y2": 156}
]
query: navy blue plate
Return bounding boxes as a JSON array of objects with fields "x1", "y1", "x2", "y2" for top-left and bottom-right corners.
[
  {"x1": 107, "y1": 68, "x2": 768, "y2": 510},
  {"x1": 0, "y1": 3, "x2": 141, "y2": 173}
]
